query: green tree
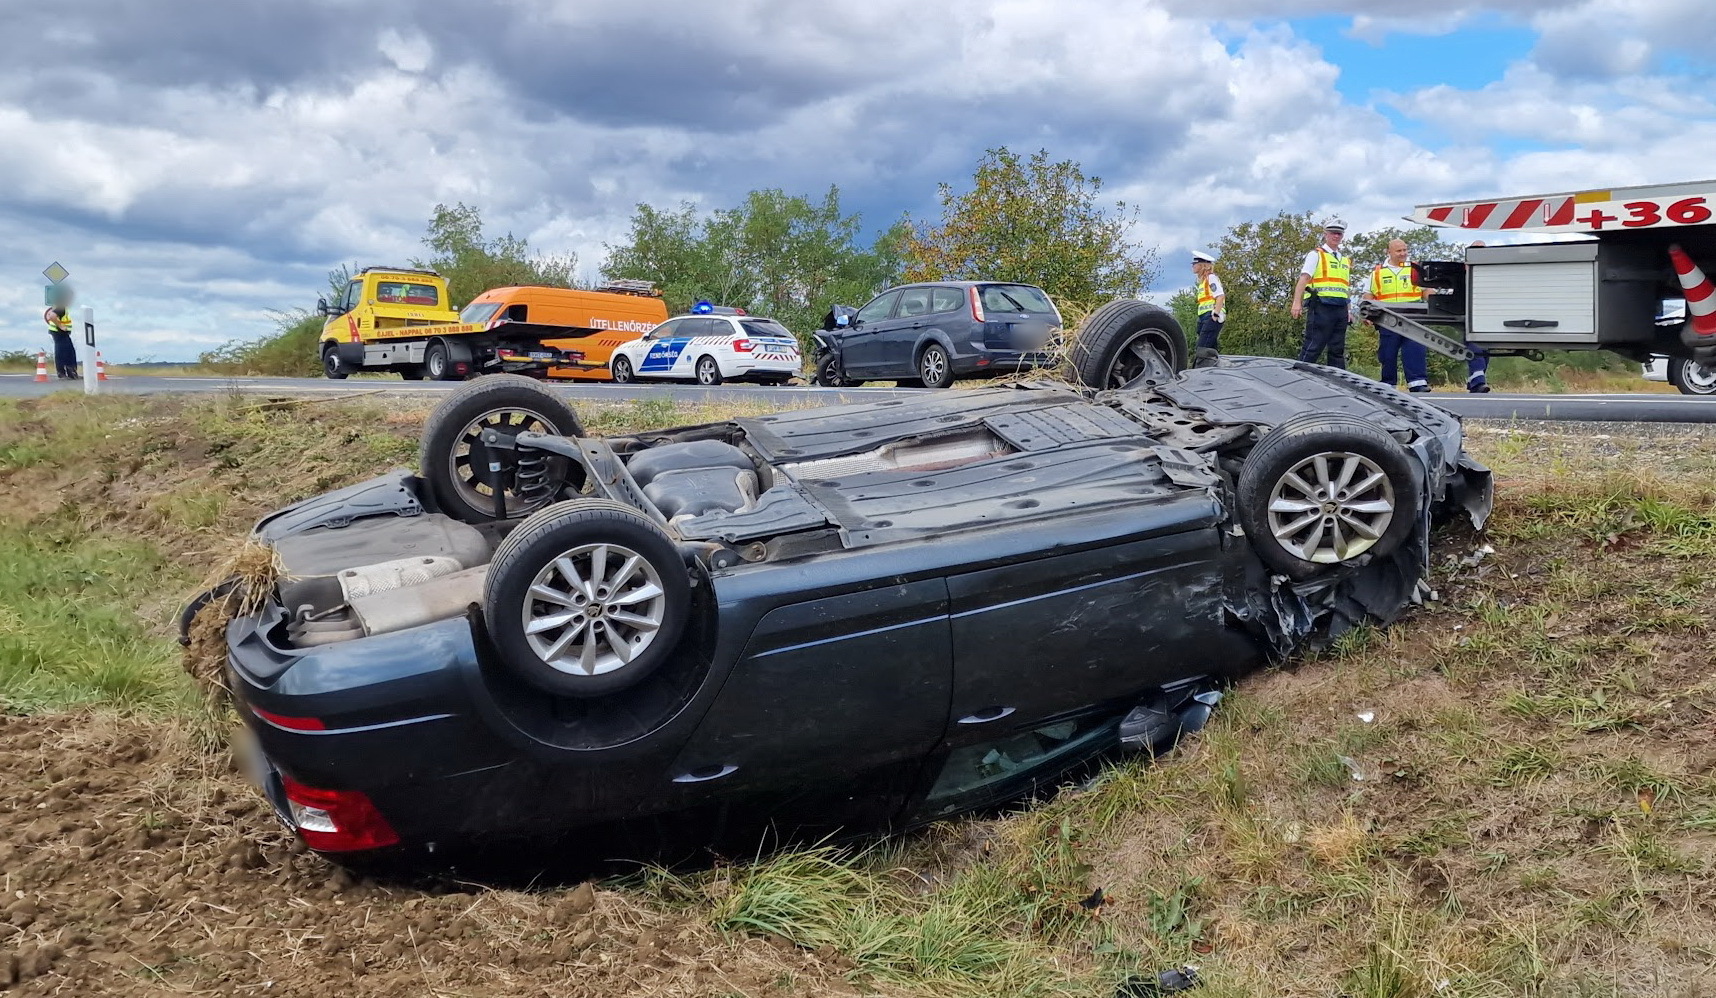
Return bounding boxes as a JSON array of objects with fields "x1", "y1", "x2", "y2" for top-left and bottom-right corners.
[
  {"x1": 601, "y1": 187, "x2": 906, "y2": 346},
  {"x1": 412, "y1": 203, "x2": 576, "y2": 308},
  {"x1": 902, "y1": 148, "x2": 1158, "y2": 311},
  {"x1": 1203, "y1": 211, "x2": 1318, "y2": 358}
]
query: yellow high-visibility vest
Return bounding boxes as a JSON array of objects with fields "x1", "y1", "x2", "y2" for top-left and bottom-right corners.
[
  {"x1": 1370, "y1": 265, "x2": 1421, "y2": 304},
  {"x1": 1306, "y1": 247, "x2": 1351, "y2": 300},
  {"x1": 44, "y1": 309, "x2": 72, "y2": 333},
  {"x1": 1196, "y1": 276, "x2": 1217, "y2": 315}
]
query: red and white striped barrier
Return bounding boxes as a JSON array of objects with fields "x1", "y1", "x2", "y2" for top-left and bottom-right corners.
[{"x1": 1668, "y1": 244, "x2": 1716, "y2": 338}]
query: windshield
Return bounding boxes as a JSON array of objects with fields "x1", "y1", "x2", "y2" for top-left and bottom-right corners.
[
  {"x1": 740, "y1": 319, "x2": 795, "y2": 340},
  {"x1": 460, "y1": 302, "x2": 503, "y2": 324},
  {"x1": 980, "y1": 284, "x2": 1057, "y2": 316},
  {"x1": 376, "y1": 281, "x2": 440, "y2": 306}
]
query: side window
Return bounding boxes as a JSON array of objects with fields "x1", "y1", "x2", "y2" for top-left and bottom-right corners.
[
  {"x1": 342, "y1": 281, "x2": 364, "y2": 312},
  {"x1": 897, "y1": 287, "x2": 933, "y2": 318},
  {"x1": 648, "y1": 319, "x2": 684, "y2": 340},
  {"x1": 855, "y1": 290, "x2": 901, "y2": 324},
  {"x1": 931, "y1": 287, "x2": 965, "y2": 313},
  {"x1": 504, "y1": 304, "x2": 528, "y2": 322}
]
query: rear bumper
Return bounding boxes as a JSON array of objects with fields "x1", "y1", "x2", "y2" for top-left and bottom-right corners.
[{"x1": 953, "y1": 349, "x2": 1055, "y2": 376}]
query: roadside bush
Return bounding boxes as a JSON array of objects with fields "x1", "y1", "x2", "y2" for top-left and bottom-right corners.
[{"x1": 200, "y1": 310, "x2": 322, "y2": 377}]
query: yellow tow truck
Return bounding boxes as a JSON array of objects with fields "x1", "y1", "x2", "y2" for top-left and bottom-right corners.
[{"x1": 317, "y1": 268, "x2": 668, "y2": 381}]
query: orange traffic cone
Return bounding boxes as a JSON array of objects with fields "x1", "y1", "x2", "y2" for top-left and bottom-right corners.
[
  {"x1": 1668, "y1": 244, "x2": 1716, "y2": 338},
  {"x1": 95, "y1": 352, "x2": 108, "y2": 381},
  {"x1": 34, "y1": 351, "x2": 48, "y2": 382}
]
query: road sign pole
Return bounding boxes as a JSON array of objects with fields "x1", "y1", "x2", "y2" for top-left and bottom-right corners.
[{"x1": 81, "y1": 307, "x2": 98, "y2": 395}]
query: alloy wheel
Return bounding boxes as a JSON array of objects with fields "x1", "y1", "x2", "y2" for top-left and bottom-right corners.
[
  {"x1": 1266, "y1": 452, "x2": 1396, "y2": 564},
  {"x1": 520, "y1": 542, "x2": 668, "y2": 676}
]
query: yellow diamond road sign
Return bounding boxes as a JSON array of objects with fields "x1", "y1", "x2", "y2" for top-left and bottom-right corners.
[{"x1": 42, "y1": 262, "x2": 69, "y2": 284}]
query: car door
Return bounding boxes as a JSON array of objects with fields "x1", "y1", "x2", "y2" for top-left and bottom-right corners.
[
  {"x1": 941, "y1": 525, "x2": 1253, "y2": 744},
  {"x1": 880, "y1": 286, "x2": 937, "y2": 378},
  {"x1": 665, "y1": 581, "x2": 954, "y2": 804},
  {"x1": 841, "y1": 291, "x2": 902, "y2": 378},
  {"x1": 637, "y1": 318, "x2": 692, "y2": 377},
  {"x1": 670, "y1": 317, "x2": 725, "y2": 378}
]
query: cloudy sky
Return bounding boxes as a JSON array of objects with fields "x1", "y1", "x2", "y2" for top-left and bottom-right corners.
[{"x1": 3, "y1": 0, "x2": 1713, "y2": 361}]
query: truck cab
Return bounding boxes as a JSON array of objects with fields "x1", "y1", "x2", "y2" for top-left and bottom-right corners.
[{"x1": 318, "y1": 268, "x2": 460, "y2": 379}]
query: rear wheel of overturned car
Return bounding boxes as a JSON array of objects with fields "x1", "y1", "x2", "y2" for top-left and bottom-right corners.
[
  {"x1": 918, "y1": 344, "x2": 954, "y2": 389},
  {"x1": 1069, "y1": 300, "x2": 1188, "y2": 389},
  {"x1": 419, "y1": 374, "x2": 586, "y2": 523},
  {"x1": 1236, "y1": 412, "x2": 1421, "y2": 579},
  {"x1": 485, "y1": 498, "x2": 691, "y2": 697},
  {"x1": 610, "y1": 355, "x2": 635, "y2": 384},
  {"x1": 321, "y1": 343, "x2": 349, "y2": 380},
  {"x1": 1667, "y1": 356, "x2": 1716, "y2": 395}
]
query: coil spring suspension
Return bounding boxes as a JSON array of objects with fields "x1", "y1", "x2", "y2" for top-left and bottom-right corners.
[{"x1": 513, "y1": 450, "x2": 556, "y2": 505}]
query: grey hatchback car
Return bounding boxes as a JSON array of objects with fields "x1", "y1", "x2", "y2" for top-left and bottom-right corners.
[{"x1": 813, "y1": 282, "x2": 1061, "y2": 388}]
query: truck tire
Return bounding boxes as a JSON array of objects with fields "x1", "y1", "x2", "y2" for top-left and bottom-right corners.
[
  {"x1": 419, "y1": 375, "x2": 585, "y2": 523},
  {"x1": 1236, "y1": 412, "x2": 1421, "y2": 579},
  {"x1": 1667, "y1": 357, "x2": 1716, "y2": 395},
  {"x1": 321, "y1": 343, "x2": 349, "y2": 380},
  {"x1": 484, "y1": 498, "x2": 690, "y2": 697},
  {"x1": 1069, "y1": 300, "x2": 1187, "y2": 389},
  {"x1": 425, "y1": 340, "x2": 459, "y2": 382}
]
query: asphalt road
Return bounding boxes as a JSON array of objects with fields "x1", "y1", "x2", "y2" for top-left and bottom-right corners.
[{"x1": 3, "y1": 373, "x2": 1715, "y2": 422}]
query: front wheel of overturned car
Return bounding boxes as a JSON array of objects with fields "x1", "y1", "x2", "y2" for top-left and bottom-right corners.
[
  {"x1": 1236, "y1": 412, "x2": 1422, "y2": 579},
  {"x1": 1667, "y1": 356, "x2": 1716, "y2": 395},
  {"x1": 485, "y1": 499, "x2": 691, "y2": 697},
  {"x1": 419, "y1": 374, "x2": 586, "y2": 524},
  {"x1": 1069, "y1": 300, "x2": 1188, "y2": 389}
]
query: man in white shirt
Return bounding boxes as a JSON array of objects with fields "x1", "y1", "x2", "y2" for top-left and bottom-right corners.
[
  {"x1": 1289, "y1": 217, "x2": 1352, "y2": 369},
  {"x1": 1191, "y1": 251, "x2": 1225, "y2": 367}
]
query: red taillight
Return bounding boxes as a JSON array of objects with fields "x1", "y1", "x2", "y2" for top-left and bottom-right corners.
[
  {"x1": 280, "y1": 776, "x2": 400, "y2": 852},
  {"x1": 969, "y1": 286, "x2": 986, "y2": 323},
  {"x1": 252, "y1": 707, "x2": 326, "y2": 731},
  {"x1": 731, "y1": 338, "x2": 753, "y2": 353}
]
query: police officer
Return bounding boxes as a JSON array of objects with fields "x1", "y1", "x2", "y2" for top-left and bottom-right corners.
[
  {"x1": 43, "y1": 292, "x2": 78, "y2": 380},
  {"x1": 1289, "y1": 217, "x2": 1352, "y2": 368},
  {"x1": 1366, "y1": 238, "x2": 1429, "y2": 392},
  {"x1": 1191, "y1": 251, "x2": 1225, "y2": 366}
]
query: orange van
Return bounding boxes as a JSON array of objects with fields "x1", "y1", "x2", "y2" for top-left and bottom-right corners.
[{"x1": 459, "y1": 283, "x2": 670, "y2": 381}]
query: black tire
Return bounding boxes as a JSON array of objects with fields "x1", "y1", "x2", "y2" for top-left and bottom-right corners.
[
  {"x1": 399, "y1": 365, "x2": 426, "y2": 381},
  {"x1": 419, "y1": 374, "x2": 585, "y2": 523},
  {"x1": 425, "y1": 340, "x2": 459, "y2": 382},
  {"x1": 814, "y1": 354, "x2": 846, "y2": 387},
  {"x1": 321, "y1": 343, "x2": 349, "y2": 380},
  {"x1": 1235, "y1": 412, "x2": 1421, "y2": 579},
  {"x1": 918, "y1": 344, "x2": 954, "y2": 389},
  {"x1": 485, "y1": 498, "x2": 690, "y2": 697},
  {"x1": 611, "y1": 355, "x2": 635, "y2": 384},
  {"x1": 1068, "y1": 300, "x2": 1188, "y2": 389},
  {"x1": 695, "y1": 356, "x2": 723, "y2": 386},
  {"x1": 1667, "y1": 357, "x2": 1716, "y2": 395}
]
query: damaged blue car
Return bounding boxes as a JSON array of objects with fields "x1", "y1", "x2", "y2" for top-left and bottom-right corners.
[{"x1": 208, "y1": 305, "x2": 1490, "y2": 861}]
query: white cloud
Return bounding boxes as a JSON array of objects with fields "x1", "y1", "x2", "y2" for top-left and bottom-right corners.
[{"x1": 2, "y1": 0, "x2": 1715, "y2": 360}]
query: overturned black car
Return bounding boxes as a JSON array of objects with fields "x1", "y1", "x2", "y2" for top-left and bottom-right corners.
[{"x1": 211, "y1": 308, "x2": 1490, "y2": 860}]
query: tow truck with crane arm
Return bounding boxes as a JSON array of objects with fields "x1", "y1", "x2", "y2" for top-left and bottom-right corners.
[{"x1": 1359, "y1": 179, "x2": 1716, "y2": 395}]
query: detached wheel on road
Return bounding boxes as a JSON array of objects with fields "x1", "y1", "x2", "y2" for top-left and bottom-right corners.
[
  {"x1": 611, "y1": 356, "x2": 636, "y2": 384},
  {"x1": 918, "y1": 344, "x2": 954, "y2": 389},
  {"x1": 424, "y1": 340, "x2": 459, "y2": 382},
  {"x1": 321, "y1": 344, "x2": 349, "y2": 380},
  {"x1": 695, "y1": 356, "x2": 723, "y2": 386},
  {"x1": 485, "y1": 498, "x2": 690, "y2": 698},
  {"x1": 1667, "y1": 357, "x2": 1716, "y2": 395},
  {"x1": 419, "y1": 374, "x2": 586, "y2": 523},
  {"x1": 1236, "y1": 412, "x2": 1421, "y2": 579},
  {"x1": 1069, "y1": 300, "x2": 1188, "y2": 389}
]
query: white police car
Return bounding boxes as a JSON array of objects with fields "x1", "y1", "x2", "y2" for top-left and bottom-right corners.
[{"x1": 608, "y1": 303, "x2": 802, "y2": 386}]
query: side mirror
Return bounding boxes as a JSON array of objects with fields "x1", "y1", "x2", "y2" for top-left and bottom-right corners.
[
  {"x1": 823, "y1": 305, "x2": 857, "y2": 331},
  {"x1": 316, "y1": 297, "x2": 331, "y2": 316}
]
